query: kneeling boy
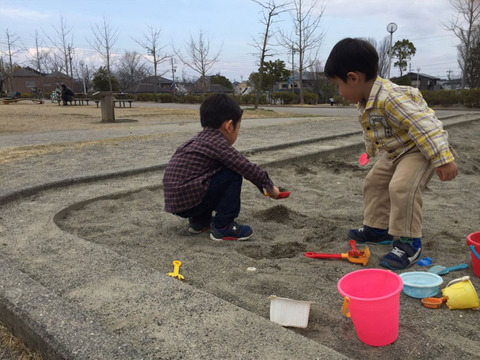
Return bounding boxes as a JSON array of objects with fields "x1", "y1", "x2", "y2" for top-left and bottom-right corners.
[{"x1": 163, "y1": 94, "x2": 281, "y2": 241}]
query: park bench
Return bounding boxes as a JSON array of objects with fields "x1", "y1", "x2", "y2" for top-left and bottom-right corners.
[
  {"x1": 113, "y1": 99, "x2": 135, "y2": 108},
  {"x1": 94, "y1": 99, "x2": 134, "y2": 108},
  {"x1": 2, "y1": 98, "x2": 44, "y2": 105},
  {"x1": 72, "y1": 98, "x2": 91, "y2": 105},
  {"x1": 57, "y1": 99, "x2": 73, "y2": 105},
  {"x1": 2, "y1": 98, "x2": 21, "y2": 104}
]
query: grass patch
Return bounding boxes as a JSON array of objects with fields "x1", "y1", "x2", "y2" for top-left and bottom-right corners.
[{"x1": 0, "y1": 321, "x2": 42, "y2": 360}]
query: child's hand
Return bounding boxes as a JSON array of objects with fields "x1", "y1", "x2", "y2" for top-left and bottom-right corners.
[
  {"x1": 264, "y1": 186, "x2": 290, "y2": 199},
  {"x1": 269, "y1": 186, "x2": 281, "y2": 199},
  {"x1": 436, "y1": 161, "x2": 458, "y2": 181}
]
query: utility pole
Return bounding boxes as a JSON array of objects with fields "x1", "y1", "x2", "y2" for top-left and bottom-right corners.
[
  {"x1": 171, "y1": 57, "x2": 176, "y2": 101},
  {"x1": 68, "y1": 46, "x2": 74, "y2": 87}
]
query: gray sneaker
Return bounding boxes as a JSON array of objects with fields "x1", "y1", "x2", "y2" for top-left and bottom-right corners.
[{"x1": 188, "y1": 218, "x2": 211, "y2": 234}]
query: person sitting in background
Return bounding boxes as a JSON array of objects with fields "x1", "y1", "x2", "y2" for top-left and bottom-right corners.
[{"x1": 60, "y1": 84, "x2": 74, "y2": 105}]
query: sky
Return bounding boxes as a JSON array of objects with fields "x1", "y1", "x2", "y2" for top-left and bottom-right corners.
[{"x1": 0, "y1": 0, "x2": 462, "y2": 82}]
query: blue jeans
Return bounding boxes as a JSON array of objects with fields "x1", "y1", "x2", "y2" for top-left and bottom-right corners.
[{"x1": 176, "y1": 168, "x2": 242, "y2": 228}]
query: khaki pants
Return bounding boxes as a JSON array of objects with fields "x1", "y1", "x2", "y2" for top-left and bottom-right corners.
[{"x1": 363, "y1": 148, "x2": 435, "y2": 238}]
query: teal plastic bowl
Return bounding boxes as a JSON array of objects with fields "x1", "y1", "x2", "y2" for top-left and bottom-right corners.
[{"x1": 399, "y1": 272, "x2": 443, "y2": 298}]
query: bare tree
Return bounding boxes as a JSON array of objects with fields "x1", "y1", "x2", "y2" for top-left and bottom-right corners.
[
  {"x1": 367, "y1": 36, "x2": 390, "y2": 78},
  {"x1": 174, "y1": 29, "x2": 222, "y2": 95},
  {"x1": 462, "y1": 25, "x2": 480, "y2": 87},
  {"x1": 45, "y1": 17, "x2": 74, "y2": 76},
  {"x1": 133, "y1": 25, "x2": 170, "y2": 101},
  {"x1": 250, "y1": 0, "x2": 289, "y2": 109},
  {"x1": 377, "y1": 36, "x2": 391, "y2": 78},
  {"x1": 89, "y1": 16, "x2": 119, "y2": 92},
  {"x1": 444, "y1": 0, "x2": 480, "y2": 88},
  {"x1": 42, "y1": 51, "x2": 66, "y2": 73},
  {"x1": 279, "y1": 0, "x2": 326, "y2": 104},
  {"x1": 26, "y1": 30, "x2": 52, "y2": 74},
  {"x1": 2, "y1": 29, "x2": 22, "y2": 93},
  {"x1": 115, "y1": 51, "x2": 151, "y2": 91}
]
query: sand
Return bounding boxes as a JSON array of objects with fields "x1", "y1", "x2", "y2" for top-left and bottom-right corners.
[
  {"x1": 2, "y1": 102, "x2": 480, "y2": 359},
  {"x1": 56, "y1": 119, "x2": 480, "y2": 358}
]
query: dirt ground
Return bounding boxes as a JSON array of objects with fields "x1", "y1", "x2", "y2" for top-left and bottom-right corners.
[
  {"x1": 0, "y1": 101, "x2": 298, "y2": 135},
  {"x1": 56, "y1": 121, "x2": 480, "y2": 359},
  {"x1": 2, "y1": 102, "x2": 480, "y2": 359}
]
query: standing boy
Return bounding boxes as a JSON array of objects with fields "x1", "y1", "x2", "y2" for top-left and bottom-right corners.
[
  {"x1": 324, "y1": 38, "x2": 458, "y2": 269},
  {"x1": 163, "y1": 94, "x2": 281, "y2": 241}
]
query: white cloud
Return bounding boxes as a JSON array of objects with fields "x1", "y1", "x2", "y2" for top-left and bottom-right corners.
[{"x1": 0, "y1": 7, "x2": 50, "y2": 21}]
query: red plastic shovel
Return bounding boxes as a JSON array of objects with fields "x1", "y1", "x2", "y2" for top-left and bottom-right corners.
[
  {"x1": 359, "y1": 153, "x2": 369, "y2": 166},
  {"x1": 265, "y1": 187, "x2": 291, "y2": 199}
]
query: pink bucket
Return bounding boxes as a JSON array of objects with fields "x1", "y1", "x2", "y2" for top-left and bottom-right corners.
[
  {"x1": 337, "y1": 269, "x2": 403, "y2": 346},
  {"x1": 467, "y1": 232, "x2": 480, "y2": 278}
]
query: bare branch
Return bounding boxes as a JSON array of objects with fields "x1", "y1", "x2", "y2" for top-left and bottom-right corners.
[
  {"x1": 132, "y1": 25, "x2": 170, "y2": 99},
  {"x1": 443, "y1": 0, "x2": 480, "y2": 88},
  {"x1": 44, "y1": 17, "x2": 75, "y2": 76},
  {"x1": 174, "y1": 29, "x2": 222, "y2": 94},
  {"x1": 2, "y1": 29, "x2": 22, "y2": 92},
  {"x1": 278, "y1": 0, "x2": 326, "y2": 104},
  {"x1": 88, "y1": 16, "x2": 119, "y2": 91},
  {"x1": 249, "y1": 0, "x2": 289, "y2": 108}
]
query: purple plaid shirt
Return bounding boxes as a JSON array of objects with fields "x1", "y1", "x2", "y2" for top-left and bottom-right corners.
[{"x1": 163, "y1": 127, "x2": 274, "y2": 213}]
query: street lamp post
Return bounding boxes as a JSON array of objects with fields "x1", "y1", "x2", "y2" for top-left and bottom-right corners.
[{"x1": 386, "y1": 22, "x2": 398, "y2": 79}]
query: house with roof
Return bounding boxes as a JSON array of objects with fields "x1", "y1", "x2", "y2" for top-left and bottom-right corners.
[
  {"x1": 438, "y1": 77, "x2": 463, "y2": 90},
  {"x1": 273, "y1": 71, "x2": 330, "y2": 103},
  {"x1": 124, "y1": 75, "x2": 234, "y2": 96},
  {"x1": 124, "y1": 76, "x2": 174, "y2": 94},
  {"x1": 274, "y1": 71, "x2": 326, "y2": 92},
  {"x1": 405, "y1": 72, "x2": 441, "y2": 91},
  {"x1": 233, "y1": 81, "x2": 252, "y2": 96},
  {"x1": 189, "y1": 75, "x2": 233, "y2": 95},
  {"x1": 3, "y1": 67, "x2": 73, "y2": 95}
]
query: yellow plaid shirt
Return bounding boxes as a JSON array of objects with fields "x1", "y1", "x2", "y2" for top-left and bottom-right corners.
[{"x1": 358, "y1": 76, "x2": 455, "y2": 167}]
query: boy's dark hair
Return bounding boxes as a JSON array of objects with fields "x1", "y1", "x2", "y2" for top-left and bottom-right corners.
[
  {"x1": 324, "y1": 38, "x2": 379, "y2": 82},
  {"x1": 200, "y1": 93, "x2": 243, "y2": 129}
]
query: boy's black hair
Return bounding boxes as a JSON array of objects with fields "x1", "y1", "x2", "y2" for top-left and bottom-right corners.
[
  {"x1": 324, "y1": 38, "x2": 379, "y2": 82},
  {"x1": 200, "y1": 93, "x2": 243, "y2": 129}
]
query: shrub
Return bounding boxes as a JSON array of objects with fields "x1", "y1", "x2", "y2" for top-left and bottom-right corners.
[
  {"x1": 271, "y1": 92, "x2": 298, "y2": 105},
  {"x1": 461, "y1": 89, "x2": 480, "y2": 108},
  {"x1": 303, "y1": 92, "x2": 318, "y2": 105},
  {"x1": 135, "y1": 93, "x2": 156, "y2": 102},
  {"x1": 333, "y1": 94, "x2": 350, "y2": 106},
  {"x1": 421, "y1": 89, "x2": 480, "y2": 108},
  {"x1": 392, "y1": 75, "x2": 411, "y2": 86},
  {"x1": 421, "y1": 90, "x2": 461, "y2": 106},
  {"x1": 156, "y1": 93, "x2": 173, "y2": 103}
]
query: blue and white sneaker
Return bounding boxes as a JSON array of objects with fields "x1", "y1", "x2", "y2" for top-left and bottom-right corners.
[
  {"x1": 210, "y1": 221, "x2": 253, "y2": 241},
  {"x1": 380, "y1": 238, "x2": 422, "y2": 270}
]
